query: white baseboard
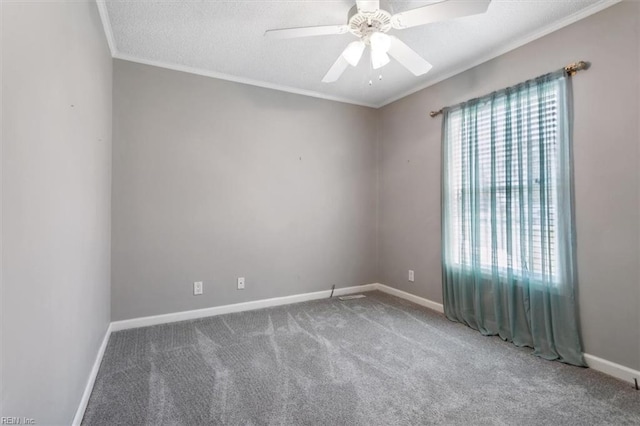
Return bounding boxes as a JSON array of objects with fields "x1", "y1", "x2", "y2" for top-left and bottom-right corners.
[
  {"x1": 374, "y1": 283, "x2": 445, "y2": 314},
  {"x1": 110, "y1": 283, "x2": 378, "y2": 332},
  {"x1": 75, "y1": 282, "x2": 638, "y2": 424},
  {"x1": 72, "y1": 323, "x2": 113, "y2": 426},
  {"x1": 72, "y1": 282, "x2": 438, "y2": 422},
  {"x1": 373, "y1": 283, "x2": 640, "y2": 386},
  {"x1": 583, "y1": 353, "x2": 640, "y2": 385}
]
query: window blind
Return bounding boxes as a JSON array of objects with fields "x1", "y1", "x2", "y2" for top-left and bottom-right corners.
[{"x1": 444, "y1": 85, "x2": 560, "y2": 281}]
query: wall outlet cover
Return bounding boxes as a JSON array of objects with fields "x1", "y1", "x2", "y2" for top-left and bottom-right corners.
[
  {"x1": 237, "y1": 277, "x2": 245, "y2": 290},
  {"x1": 408, "y1": 270, "x2": 415, "y2": 282},
  {"x1": 194, "y1": 281, "x2": 203, "y2": 295}
]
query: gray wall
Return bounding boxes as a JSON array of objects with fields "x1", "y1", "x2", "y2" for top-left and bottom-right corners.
[
  {"x1": 112, "y1": 60, "x2": 378, "y2": 321},
  {"x1": 2, "y1": 7, "x2": 633, "y2": 423},
  {"x1": 1, "y1": 1, "x2": 112, "y2": 424},
  {"x1": 379, "y1": 1, "x2": 640, "y2": 370}
]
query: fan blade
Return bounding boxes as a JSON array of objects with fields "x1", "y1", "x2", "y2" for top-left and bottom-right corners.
[
  {"x1": 356, "y1": 0, "x2": 380, "y2": 13},
  {"x1": 391, "y1": 0, "x2": 491, "y2": 29},
  {"x1": 388, "y1": 36, "x2": 433, "y2": 76},
  {"x1": 322, "y1": 55, "x2": 350, "y2": 83},
  {"x1": 264, "y1": 25, "x2": 349, "y2": 39}
]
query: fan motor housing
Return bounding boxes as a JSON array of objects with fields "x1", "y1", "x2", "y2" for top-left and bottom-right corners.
[{"x1": 347, "y1": 5, "x2": 392, "y2": 40}]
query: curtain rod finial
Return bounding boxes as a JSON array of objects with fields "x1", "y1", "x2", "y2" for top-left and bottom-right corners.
[{"x1": 565, "y1": 61, "x2": 590, "y2": 76}]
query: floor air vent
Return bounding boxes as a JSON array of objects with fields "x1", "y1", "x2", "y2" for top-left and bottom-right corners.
[{"x1": 338, "y1": 294, "x2": 366, "y2": 301}]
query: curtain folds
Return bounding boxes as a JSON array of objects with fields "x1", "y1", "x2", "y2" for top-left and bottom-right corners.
[{"x1": 441, "y1": 70, "x2": 585, "y2": 366}]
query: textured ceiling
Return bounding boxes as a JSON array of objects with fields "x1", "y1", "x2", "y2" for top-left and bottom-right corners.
[{"x1": 101, "y1": 0, "x2": 616, "y2": 107}]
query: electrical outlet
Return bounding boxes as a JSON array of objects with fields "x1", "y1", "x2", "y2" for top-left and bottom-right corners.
[
  {"x1": 237, "y1": 277, "x2": 245, "y2": 290},
  {"x1": 408, "y1": 270, "x2": 415, "y2": 282},
  {"x1": 194, "y1": 281, "x2": 203, "y2": 295}
]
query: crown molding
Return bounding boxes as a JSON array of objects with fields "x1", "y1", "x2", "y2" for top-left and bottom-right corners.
[
  {"x1": 96, "y1": 0, "x2": 376, "y2": 108},
  {"x1": 96, "y1": 0, "x2": 621, "y2": 109},
  {"x1": 96, "y1": 0, "x2": 116, "y2": 57},
  {"x1": 113, "y1": 53, "x2": 379, "y2": 109},
  {"x1": 375, "y1": 0, "x2": 622, "y2": 108}
]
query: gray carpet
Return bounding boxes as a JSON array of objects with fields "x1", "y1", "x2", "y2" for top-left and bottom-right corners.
[{"x1": 82, "y1": 291, "x2": 640, "y2": 425}]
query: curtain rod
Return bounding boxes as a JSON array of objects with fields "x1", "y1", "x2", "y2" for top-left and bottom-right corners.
[{"x1": 429, "y1": 60, "x2": 590, "y2": 118}]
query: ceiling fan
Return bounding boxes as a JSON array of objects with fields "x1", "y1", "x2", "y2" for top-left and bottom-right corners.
[{"x1": 265, "y1": 0, "x2": 491, "y2": 83}]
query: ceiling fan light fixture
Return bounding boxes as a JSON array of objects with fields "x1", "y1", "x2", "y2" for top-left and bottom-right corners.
[
  {"x1": 342, "y1": 41, "x2": 366, "y2": 66},
  {"x1": 371, "y1": 49, "x2": 390, "y2": 69},
  {"x1": 267, "y1": 0, "x2": 492, "y2": 83},
  {"x1": 369, "y1": 32, "x2": 391, "y2": 53}
]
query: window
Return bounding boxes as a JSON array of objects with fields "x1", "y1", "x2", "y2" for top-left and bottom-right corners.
[{"x1": 443, "y1": 83, "x2": 561, "y2": 282}]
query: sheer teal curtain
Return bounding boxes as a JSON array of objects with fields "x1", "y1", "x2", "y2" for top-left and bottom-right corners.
[{"x1": 441, "y1": 70, "x2": 585, "y2": 366}]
